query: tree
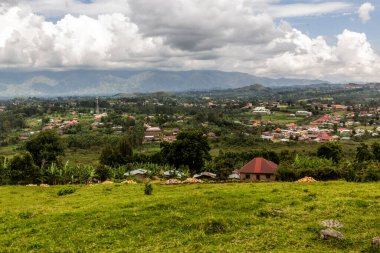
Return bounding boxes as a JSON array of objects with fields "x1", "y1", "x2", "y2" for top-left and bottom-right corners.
[
  {"x1": 99, "y1": 136, "x2": 133, "y2": 167},
  {"x1": 25, "y1": 130, "x2": 65, "y2": 168},
  {"x1": 371, "y1": 142, "x2": 380, "y2": 161},
  {"x1": 9, "y1": 152, "x2": 39, "y2": 184},
  {"x1": 317, "y1": 142, "x2": 343, "y2": 164},
  {"x1": 160, "y1": 130, "x2": 211, "y2": 175},
  {"x1": 356, "y1": 143, "x2": 373, "y2": 162}
]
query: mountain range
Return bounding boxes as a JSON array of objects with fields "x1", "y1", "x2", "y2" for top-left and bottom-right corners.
[{"x1": 0, "y1": 69, "x2": 327, "y2": 97}]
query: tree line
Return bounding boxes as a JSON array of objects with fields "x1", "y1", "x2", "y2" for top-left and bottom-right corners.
[{"x1": 1, "y1": 129, "x2": 380, "y2": 185}]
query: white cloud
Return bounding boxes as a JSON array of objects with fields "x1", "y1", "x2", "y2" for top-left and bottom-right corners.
[
  {"x1": 1, "y1": 0, "x2": 130, "y2": 17},
  {"x1": 0, "y1": 6, "x2": 172, "y2": 68},
  {"x1": 0, "y1": 3, "x2": 379, "y2": 82},
  {"x1": 358, "y1": 2, "x2": 375, "y2": 23},
  {"x1": 257, "y1": 28, "x2": 380, "y2": 82},
  {"x1": 268, "y1": 2, "x2": 352, "y2": 18}
]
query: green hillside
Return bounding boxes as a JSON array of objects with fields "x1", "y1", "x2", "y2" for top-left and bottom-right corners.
[{"x1": 0, "y1": 181, "x2": 379, "y2": 252}]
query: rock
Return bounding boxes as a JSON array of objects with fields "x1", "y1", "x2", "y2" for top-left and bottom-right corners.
[
  {"x1": 320, "y1": 219, "x2": 343, "y2": 228},
  {"x1": 320, "y1": 228, "x2": 344, "y2": 240},
  {"x1": 165, "y1": 179, "x2": 182, "y2": 185},
  {"x1": 122, "y1": 180, "x2": 137, "y2": 185},
  {"x1": 102, "y1": 180, "x2": 113, "y2": 184},
  {"x1": 296, "y1": 177, "x2": 317, "y2": 182},
  {"x1": 183, "y1": 178, "x2": 203, "y2": 184},
  {"x1": 373, "y1": 237, "x2": 380, "y2": 246},
  {"x1": 39, "y1": 184, "x2": 50, "y2": 187}
]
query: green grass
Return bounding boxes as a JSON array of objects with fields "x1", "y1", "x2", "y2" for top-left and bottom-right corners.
[
  {"x1": 262, "y1": 112, "x2": 304, "y2": 124},
  {"x1": 0, "y1": 181, "x2": 379, "y2": 252}
]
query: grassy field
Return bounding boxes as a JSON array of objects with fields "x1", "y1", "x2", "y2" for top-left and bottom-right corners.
[{"x1": 0, "y1": 181, "x2": 379, "y2": 252}]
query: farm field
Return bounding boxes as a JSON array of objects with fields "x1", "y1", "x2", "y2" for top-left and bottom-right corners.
[{"x1": 0, "y1": 181, "x2": 379, "y2": 252}]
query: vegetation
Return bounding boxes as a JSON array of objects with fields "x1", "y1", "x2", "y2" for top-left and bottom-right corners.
[
  {"x1": 25, "y1": 130, "x2": 65, "y2": 168},
  {"x1": 161, "y1": 130, "x2": 211, "y2": 174},
  {"x1": 0, "y1": 182, "x2": 379, "y2": 252}
]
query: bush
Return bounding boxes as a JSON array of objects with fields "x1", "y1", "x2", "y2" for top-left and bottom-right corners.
[
  {"x1": 57, "y1": 186, "x2": 76, "y2": 196},
  {"x1": 276, "y1": 166, "x2": 297, "y2": 181},
  {"x1": 95, "y1": 164, "x2": 112, "y2": 182},
  {"x1": 144, "y1": 182, "x2": 153, "y2": 195}
]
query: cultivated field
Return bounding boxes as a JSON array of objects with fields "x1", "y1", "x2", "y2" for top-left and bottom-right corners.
[{"x1": 0, "y1": 181, "x2": 379, "y2": 252}]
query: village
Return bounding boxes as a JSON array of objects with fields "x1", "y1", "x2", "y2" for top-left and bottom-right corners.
[{"x1": 5, "y1": 97, "x2": 380, "y2": 149}]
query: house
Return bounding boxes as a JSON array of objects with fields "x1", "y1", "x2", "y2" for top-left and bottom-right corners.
[
  {"x1": 145, "y1": 126, "x2": 162, "y2": 138},
  {"x1": 239, "y1": 157, "x2": 278, "y2": 181},
  {"x1": 124, "y1": 169, "x2": 149, "y2": 181},
  {"x1": 252, "y1": 107, "x2": 271, "y2": 115},
  {"x1": 193, "y1": 172, "x2": 217, "y2": 179},
  {"x1": 296, "y1": 111, "x2": 312, "y2": 117}
]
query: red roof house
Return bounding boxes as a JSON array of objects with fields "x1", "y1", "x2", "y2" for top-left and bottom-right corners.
[{"x1": 239, "y1": 157, "x2": 278, "y2": 181}]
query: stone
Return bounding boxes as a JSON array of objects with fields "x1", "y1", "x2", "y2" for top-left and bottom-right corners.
[
  {"x1": 320, "y1": 219, "x2": 343, "y2": 228},
  {"x1": 320, "y1": 228, "x2": 344, "y2": 240},
  {"x1": 373, "y1": 237, "x2": 380, "y2": 246}
]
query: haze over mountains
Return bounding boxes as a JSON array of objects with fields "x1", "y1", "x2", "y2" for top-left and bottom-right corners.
[{"x1": 0, "y1": 70, "x2": 327, "y2": 97}]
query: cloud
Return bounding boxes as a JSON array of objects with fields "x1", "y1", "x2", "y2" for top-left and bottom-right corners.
[
  {"x1": 257, "y1": 28, "x2": 380, "y2": 82},
  {"x1": 0, "y1": 6, "x2": 172, "y2": 68},
  {"x1": 358, "y1": 2, "x2": 375, "y2": 23},
  {"x1": 0, "y1": 3, "x2": 379, "y2": 82},
  {"x1": 1, "y1": 0, "x2": 130, "y2": 18},
  {"x1": 127, "y1": 0, "x2": 281, "y2": 51},
  {"x1": 267, "y1": 2, "x2": 352, "y2": 18}
]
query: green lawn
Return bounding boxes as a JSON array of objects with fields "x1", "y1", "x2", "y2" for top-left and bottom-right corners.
[
  {"x1": 0, "y1": 181, "x2": 379, "y2": 252},
  {"x1": 262, "y1": 112, "x2": 304, "y2": 124}
]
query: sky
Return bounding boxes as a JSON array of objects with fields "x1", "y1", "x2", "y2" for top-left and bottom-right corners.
[{"x1": 0, "y1": 0, "x2": 379, "y2": 82}]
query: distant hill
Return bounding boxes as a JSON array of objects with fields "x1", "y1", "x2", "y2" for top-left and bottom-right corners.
[{"x1": 0, "y1": 69, "x2": 327, "y2": 97}]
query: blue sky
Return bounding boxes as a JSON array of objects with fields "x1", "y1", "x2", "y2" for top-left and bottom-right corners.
[
  {"x1": 283, "y1": 1, "x2": 379, "y2": 48},
  {"x1": 0, "y1": 0, "x2": 379, "y2": 82}
]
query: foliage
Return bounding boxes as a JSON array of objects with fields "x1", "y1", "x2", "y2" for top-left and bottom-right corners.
[
  {"x1": 317, "y1": 142, "x2": 343, "y2": 163},
  {"x1": 95, "y1": 164, "x2": 113, "y2": 182},
  {"x1": 0, "y1": 156, "x2": 11, "y2": 185},
  {"x1": 99, "y1": 135, "x2": 133, "y2": 167},
  {"x1": 57, "y1": 186, "x2": 76, "y2": 196},
  {"x1": 144, "y1": 182, "x2": 153, "y2": 195},
  {"x1": 371, "y1": 142, "x2": 380, "y2": 162},
  {"x1": 161, "y1": 130, "x2": 211, "y2": 174},
  {"x1": 276, "y1": 155, "x2": 341, "y2": 181},
  {"x1": 356, "y1": 143, "x2": 373, "y2": 162},
  {"x1": 342, "y1": 161, "x2": 380, "y2": 182},
  {"x1": 25, "y1": 130, "x2": 65, "y2": 168},
  {"x1": 9, "y1": 152, "x2": 39, "y2": 184}
]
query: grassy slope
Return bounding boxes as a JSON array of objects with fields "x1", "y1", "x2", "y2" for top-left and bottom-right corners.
[{"x1": 0, "y1": 182, "x2": 379, "y2": 252}]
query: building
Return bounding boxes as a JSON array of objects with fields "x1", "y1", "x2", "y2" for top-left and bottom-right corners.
[
  {"x1": 145, "y1": 126, "x2": 162, "y2": 138},
  {"x1": 239, "y1": 157, "x2": 278, "y2": 181},
  {"x1": 252, "y1": 107, "x2": 271, "y2": 115},
  {"x1": 296, "y1": 111, "x2": 312, "y2": 117}
]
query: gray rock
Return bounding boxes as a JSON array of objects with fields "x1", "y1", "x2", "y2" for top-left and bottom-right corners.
[
  {"x1": 320, "y1": 228, "x2": 344, "y2": 240},
  {"x1": 320, "y1": 219, "x2": 343, "y2": 228},
  {"x1": 373, "y1": 237, "x2": 380, "y2": 246}
]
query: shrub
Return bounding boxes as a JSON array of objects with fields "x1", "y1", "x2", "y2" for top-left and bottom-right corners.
[
  {"x1": 95, "y1": 164, "x2": 112, "y2": 182},
  {"x1": 57, "y1": 186, "x2": 76, "y2": 196},
  {"x1": 144, "y1": 182, "x2": 153, "y2": 195}
]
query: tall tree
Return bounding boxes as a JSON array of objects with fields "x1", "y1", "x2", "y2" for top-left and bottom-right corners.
[
  {"x1": 160, "y1": 130, "x2": 211, "y2": 174},
  {"x1": 317, "y1": 142, "x2": 343, "y2": 164},
  {"x1": 372, "y1": 142, "x2": 380, "y2": 162},
  {"x1": 25, "y1": 130, "x2": 65, "y2": 168},
  {"x1": 9, "y1": 152, "x2": 39, "y2": 184},
  {"x1": 356, "y1": 143, "x2": 373, "y2": 162},
  {"x1": 99, "y1": 135, "x2": 133, "y2": 167}
]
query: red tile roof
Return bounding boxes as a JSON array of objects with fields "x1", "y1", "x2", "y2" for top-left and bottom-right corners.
[{"x1": 239, "y1": 157, "x2": 278, "y2": 174}]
